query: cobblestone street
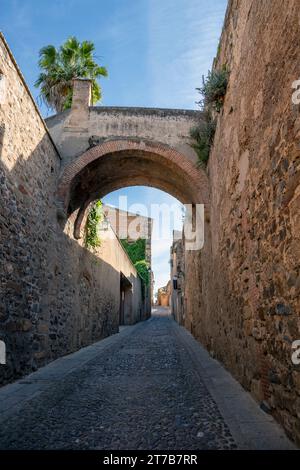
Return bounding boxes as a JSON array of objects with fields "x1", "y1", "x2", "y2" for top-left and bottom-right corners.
[{"x1": 0, "y1": 310, "x2": 294, "y2": 450}]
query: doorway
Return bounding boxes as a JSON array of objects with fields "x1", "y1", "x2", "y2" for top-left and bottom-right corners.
[{"x1": 119, "y1": 272, "x2": 133, "y2": 325}]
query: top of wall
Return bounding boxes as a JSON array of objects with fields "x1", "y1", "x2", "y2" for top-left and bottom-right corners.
[
  {"x1": 90, "y1": 106, "x2": 201, "y2": 119},
  {"x1": 45, "y1": 102, "x2": 202, "y2": 163},
  {"x1": 103, "y1": 204, "x2": 153, "y2": 222},
  {"x1": 0, "y1": 32, "x2": 61, "y2": 159},
  {"x1": 45, "y1": 106, "x2": 201, "y2": 125}
]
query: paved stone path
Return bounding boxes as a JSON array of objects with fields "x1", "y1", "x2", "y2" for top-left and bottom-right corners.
[{"x1": 0, "y1": 309, "x2": 295, "y2": 450}]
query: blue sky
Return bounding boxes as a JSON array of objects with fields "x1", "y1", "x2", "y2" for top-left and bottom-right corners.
[
  {"x1": 103, "y1": 187, "x2": 184, "y2": 295},
  {"x1": 1, "y1": 0, "x2": 227, "y2": 293}
]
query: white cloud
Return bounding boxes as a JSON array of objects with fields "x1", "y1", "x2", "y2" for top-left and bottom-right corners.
[
  {"x1": 152, "y1": 237, "x2": 172, "y2": 291},
  {"x1": 146, "y1": 0, "x2": 227, "y2": 108}
]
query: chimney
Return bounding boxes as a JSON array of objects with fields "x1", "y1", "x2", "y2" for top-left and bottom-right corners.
[
  {"x1": 71, "y1": 78, "x2": 92, "y2": 110},
  {"x1": 61, "y1": 78, "x2": 92, "y2": 158},
  {"x1": 66, "y1": 77, "x2": 91, "y2": 129}
]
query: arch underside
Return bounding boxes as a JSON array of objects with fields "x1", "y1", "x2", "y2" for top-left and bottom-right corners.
[
  {"x1": 69, "y1": 151, "x2": 200, "y2": 211},
  {"x1": 57, "y1": 139, "x2": 210, "y2": 230}
]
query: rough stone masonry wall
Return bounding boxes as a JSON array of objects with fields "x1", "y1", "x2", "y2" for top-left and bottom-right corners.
[
  {"x1": 46, "y1": 104, "x2": 200, "y2": 165},
  {"x1": 193, "y1": 0, "x2": 300, "y2": 444},
  {"x1": 0, "y1": 35, "x2": 134, "y2": 386}
]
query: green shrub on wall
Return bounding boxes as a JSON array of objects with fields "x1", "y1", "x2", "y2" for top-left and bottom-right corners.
[
  {"x1": 190, "y1": 66, "x2": 229, "y2": 167},
  {"x1": 190, "y1": 111, "x2": 216, "y2": 167},
  {"x1": 197, "y1": 67, "x2": 229, "y2": 113},
  {"x1": 121, "y1": 238, "x2": 146, "y2": 264},
  {"x1": 134, "y1": 260, "x2": 150, "y2": 286},
  {"x1": 85, "y1": 200, "x2": 104, "y2": 249},
  {"x1": 121, "y1": 238, "x2": 150, "y2": 286}
]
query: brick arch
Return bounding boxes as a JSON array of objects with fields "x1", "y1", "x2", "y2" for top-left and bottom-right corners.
[{"x1": 57, "y1": 138, "x2": 210, "y2": 216}]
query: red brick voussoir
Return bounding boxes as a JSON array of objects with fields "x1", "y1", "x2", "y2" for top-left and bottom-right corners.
[{"x1": 57, "y1": 138, "x2": 210, "y2": 212}]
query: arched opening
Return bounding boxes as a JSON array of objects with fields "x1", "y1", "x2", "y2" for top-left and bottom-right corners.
[
  {"x1": 56, "y1": 138, "x2": 210, "y2": 329},
  {"x1": 101, "y1": 186, "x2": 185, "y2": 319},
  {"x1": 57, "y1": 139, "x2": 210, "y2": 221}
]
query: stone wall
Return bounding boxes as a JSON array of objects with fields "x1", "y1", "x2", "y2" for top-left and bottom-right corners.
[
  {"x1": 45, "y1": 79, "x2": 201, "y2": 165},
  {"x1": 47, "y1": 80, "x2": 209, "y2": 210},
  {"x1": 0, "y1": 34, "x2": 143, "y2": 386},
  {"x1": 103, "y1": 205, "x2": 153, "y2": 317},
  {"x1": 192, "y1": 0, "x2": 300, "y2": 444},
  {"x1": 96, "y1": 225, "x2": 144, "y2": 325},
  {"x1": 68, "y1": 206, "x2": 145, "y2": 326}
]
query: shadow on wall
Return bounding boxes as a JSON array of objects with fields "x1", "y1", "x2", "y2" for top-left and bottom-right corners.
[{"x1": 0, "y1": 128, "x2": 142, "y2": 386}]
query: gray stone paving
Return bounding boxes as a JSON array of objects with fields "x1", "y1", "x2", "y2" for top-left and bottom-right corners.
[{"x1": 0, "y1": 310, "x2": 296, "y2": 450}]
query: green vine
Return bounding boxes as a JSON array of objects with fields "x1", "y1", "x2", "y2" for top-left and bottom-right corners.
[
  {"x1": 134, "y1": 259, "x2": 150, "y2": 286},
  {"x1": 85, "y1": 200, "x2": 104, "y2": 249},
  {"x1": 120, "y1": 238, "x2": 146, "y2": 264},
  {"x1": 121, "y1": 238, "x2": 150, "y2": 286}
]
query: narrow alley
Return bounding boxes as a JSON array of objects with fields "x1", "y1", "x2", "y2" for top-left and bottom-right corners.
[{"x1": 0, "y1": 310, "x2": 294, "y2": 450}]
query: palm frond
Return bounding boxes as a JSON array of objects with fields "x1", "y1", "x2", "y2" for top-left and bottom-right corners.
[{"x1": 35, "y1": 36, "x2": 108, "y2": 112}]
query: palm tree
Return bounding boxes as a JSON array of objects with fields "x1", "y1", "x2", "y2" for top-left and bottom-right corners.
[{"x1": 35, "y1": 36, "x2": 108, "y2": 113}]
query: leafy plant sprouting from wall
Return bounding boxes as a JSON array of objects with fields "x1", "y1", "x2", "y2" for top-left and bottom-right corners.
[
  {"x1": 197, "y1": 67, "x2": 229, "y2": 113},
  {"x1": 190, "y1": 110, "x2": 216, "y2": 167},
  {"x1": 190, "y1": 66, "x2": 229, "y2": 167},
  {"x1": 85, "y1": 200, "x2": 104, "y2": 249}
]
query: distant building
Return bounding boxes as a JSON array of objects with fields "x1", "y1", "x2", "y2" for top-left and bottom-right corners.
[
  {"x1": 103, "y1": 205, "x2": 153, "y2": 313},
  {"x1": 103, "y1": 205, "x2": 152, "y2": 265},
  {"x1": 157, "y1": 281, "x2": 171, "y2": 307},
  {"x1": 170, "y1": 230, "x2": 185, "y2": 325}
]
